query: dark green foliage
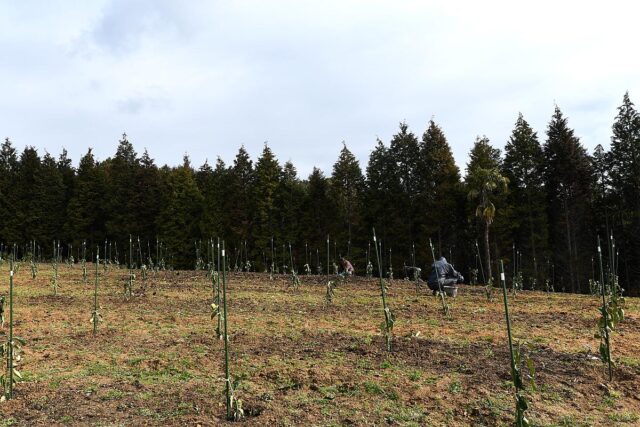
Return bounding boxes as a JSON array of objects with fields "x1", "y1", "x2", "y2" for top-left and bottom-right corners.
[
  {"x1": 198, "y1": 158, "x2": 230, "y2": 240},
  {"x1": 299, "y1": 167, "x2": 334, "y2": 257},
  {"x1": 64, "y1": 149, "x2": 107, "y2": 245},
  {"x1": 386, "y1": 123, "x2": 420, "y2": 262},
  {"x1": 34, "y1": 154, "x2": 67, "y2": 246},
  {"x1": 252, "y1": 144, "x2": 281, "y2": 263},
  {"x1": 276, "y1": 161, "x2": 304, "y2": 248},
  {"x1": 156, "y1": 158, "x2": 203, "y2": 268},
  {"x1": 608, "y1": 93, "x2": 640, "y2": 294},
  {"x1": 417, "y1": 120, "x2": 463, "y2": 261},
  {"x1": 503, "y1": 114, "x2": 548, "y2": 284},
  {"x1": 465, "y1": 137, "x2": 506, "y2": 281},
  {"x1": 0, "y1": 138, "x2": 20, "y2": 244},
  {"x1": 363, "y1": 139, "x2": 402, "y2": 264},
  {"x1": 226, "y1": 146, "x2": 254, "y2": 245},
  {"x1": 329, "y1": 142, "x2": 365, "y2": 258},
  {"x1": 135, "y1": 149, "x2": 163, "y2": 240},
  {"x1": 543, "y1": 107, "x2": 594, "y2": 293},
  {"x1": 0, "y1": 96, "x2": 638, "y2": 297},
  {"x1": 105, "y1": 134, "x2": 141, "y2": 243}
]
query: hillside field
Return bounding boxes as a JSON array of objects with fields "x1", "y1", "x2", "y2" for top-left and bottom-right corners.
[{"x1": 0, "y1": 265, "x2": 639, "y2": 426}]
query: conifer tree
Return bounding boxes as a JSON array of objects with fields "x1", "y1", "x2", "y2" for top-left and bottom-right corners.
[
  {"x1": 418, "y1": 120, "x2": 462, "y2": 259},
  {"x1": 64, "y1": 149, "x2": 107, "y2": 248},
  {"x1": 253, "y1": 144, "x2": 281, "y2": 264},
  {"x1": 364, "y1": 140, "x2": 398, "y2": 252},
  {"x1": 105, "y1": 133, "x2": 140, "y2": 243},
  {"x1": 299, "y1": 167, "x2": 333, "y2": 254},
  {"x1": 32, "y1": 153, "x2": 66, "y2": 248},
  {"x1": 15, "y1": 147, "x2": 41, "y2": 242},
  {"x1": 277, "y1": 161, "x2": 304, "y2": 251},
  {"x1": 226, "y1": 146, "x2": 254, "y2": 245},
  {"x1": 543, "y1": 107, "x2": 594, "y2": 293},
  {"x1": 608, "y1": 92, "x2": 640, "y2": 295},
  {"x1": 134, "y1": 149, "x2": 162, "y2": 241},
  {"x1": 329, "y1": 142, "x2": 364, "y2": 258},
  {"x1": 199, "y1": 157, "x2": 229, "y2": 240},
  {"x1": 388, "y1": 122, "x2": 421, "y2": 260},
  {"x1": 57, "y1": 149, "x2": 75, "y2": 198},
  {"x1": 503, "y1": 114, "x2": 548, "y2": 282},
  {"x1": 0, "y1": 138, "x2": 20, "y2": 244},
  {"x1": 157, "y1": 156, "x2": 204, "y2": 268}
]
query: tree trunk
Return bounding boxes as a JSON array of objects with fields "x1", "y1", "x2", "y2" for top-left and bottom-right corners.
[
  {"x1": 527, "y1": 191, "x2": 538, "y2": 281},
  {"x1": 563, "y1": 197, "x2": 575, "y2": 292},
  {"x1": 484, "y1": 221, "x2": 492, "y2": 281}
]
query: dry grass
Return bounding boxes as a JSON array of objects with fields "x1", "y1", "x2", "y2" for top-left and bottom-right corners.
[{"x1": 0, "y1": 264, "x2": 638, "y2": 426}]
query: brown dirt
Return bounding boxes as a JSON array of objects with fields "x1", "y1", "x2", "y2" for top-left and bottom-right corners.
[{"x1": 0, "y1": 266, "x2": 638, "y2": 426}]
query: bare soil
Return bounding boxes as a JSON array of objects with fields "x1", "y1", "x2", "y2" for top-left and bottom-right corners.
[{"x1": 0, "y1": 266, "x2": 639, "y2": 426}]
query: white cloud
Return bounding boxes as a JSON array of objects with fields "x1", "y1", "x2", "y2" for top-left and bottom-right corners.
[{"x1": 0, "y1": 0, "x2": 638, "y2": 175}]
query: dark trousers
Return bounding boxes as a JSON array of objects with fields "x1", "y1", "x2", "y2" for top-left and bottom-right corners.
[{"x1": 427, "y1": 278, "x2": 457, "y2": 291}]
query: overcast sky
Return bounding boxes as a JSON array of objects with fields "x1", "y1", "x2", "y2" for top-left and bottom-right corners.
[{"x1": 1, "y1": 1, "x2": 639, "y2": 176}]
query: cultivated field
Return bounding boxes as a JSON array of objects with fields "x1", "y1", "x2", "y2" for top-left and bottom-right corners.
[{"x1": 0, "y1": 265, "x2": 639, "y2": 426}]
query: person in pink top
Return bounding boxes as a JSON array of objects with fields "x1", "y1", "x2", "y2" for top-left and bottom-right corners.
[{"x1": 340, "y1": 257, "x2": 354, "y2": 276}]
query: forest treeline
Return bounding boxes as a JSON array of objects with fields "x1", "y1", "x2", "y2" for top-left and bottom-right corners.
[{"x1": 1, "y1": 93, "x2": 639, "y2": 295}]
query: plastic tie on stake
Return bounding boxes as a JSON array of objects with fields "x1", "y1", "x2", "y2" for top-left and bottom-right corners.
[{"x1": 500, "y1": 272, "x2": 505, "y2": 281}]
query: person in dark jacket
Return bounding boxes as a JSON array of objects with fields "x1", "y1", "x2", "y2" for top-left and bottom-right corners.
[{"x1": 427, "y1": 256, "x2": 463, "y2": 293}]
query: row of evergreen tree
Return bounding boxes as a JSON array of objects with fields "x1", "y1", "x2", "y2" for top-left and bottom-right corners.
[{"x1": 1, "y1": 93, "x2": 638, "y2": 295}]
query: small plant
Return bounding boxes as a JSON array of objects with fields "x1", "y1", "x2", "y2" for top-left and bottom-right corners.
[
  {"x1": 195, "y1": 240, "x2": 205, "y2": 271},
  {"x1": 485, "y1": 278, "x2": 494, "y2": 301},
  {"x1": 289, "y1": 271, "x2": 300, "y2": 289},
  {"x1": 269, "y1": 238, "x2": 275, "y2": 280},
  {"x1": 412, "y1": 267, "x2": 421, "y2": 294},
  {"x1": 220, "y1": 242, "x2": 243, "y2": 421},
  {"x1": 214, "y1": 238, "x2": 222, "y2": 339},
  {"x1": 324, "y1": 280, "x2": 337, "y2": 307},
  {"x1": 125, "y1": 235, "x2": 134, "y2": 299},
  {"x1": 595, "y1": 236, "x2": 625, "y2": 381},
  {"x1": 1, "y1": 260, "x2": 25, "y2": 399},
  {"x1": 30, "y1": 258, "x2": 38, "y2": 280},
  {"x1": 103, "y1": 239, "x2": 108, "y2": 272},
  {"x1": 544, "y1": 279, "x2": 554, "y2": 293},
  {"x1": 373, "y1": 229, "x2": 394, "y2": 352},
  {"x1": 288, "y1": 243, "x2": 300, "y2": 290},
  {"x1": 50, "y1": 242, "x2": 60, "y2": 296},
  {"x1": 499, "y1": 261, "x2": 535, "y2": 427},
  {"x1": 512, "y1": 271, "x2": 523, "y2": 296},
  {"x1": 366, "y1": 242, "x2": 373, "y2": 278},
  {"x1": 82, "y1": 260, "x2": 87, "y2": 283},
  {"x1": 470, "y1": 268, "x2": 479, "y2": 286},
  {"x1": 91, "y1": 250, "x2": 102, "y2": 335}
]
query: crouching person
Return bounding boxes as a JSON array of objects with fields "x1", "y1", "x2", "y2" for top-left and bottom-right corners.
[
  {"x1": 340, "y1": 257, "x2": 354, "y2": 277},
  {"x1": 427, "y1": 256, "x2": 463, "y2": 294}
]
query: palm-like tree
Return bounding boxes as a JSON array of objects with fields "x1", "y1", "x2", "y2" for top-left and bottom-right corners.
[{"x1": 467, "y1": 167, "x2": 509, "y2": 281}]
